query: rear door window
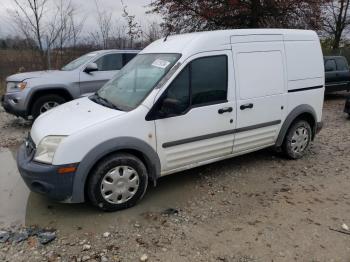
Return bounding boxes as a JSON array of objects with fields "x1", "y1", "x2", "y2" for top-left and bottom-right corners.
[{"x1": 325, "y1": 59, "x2": 337, "y2": 72}]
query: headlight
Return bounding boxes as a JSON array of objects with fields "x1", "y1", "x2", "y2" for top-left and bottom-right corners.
[
  {"x1": 6, "y1": 81, "x2": 27, "y2": 92},
  {"x1": 34, "y1": 136, "x2": 66, "y2": 164}
]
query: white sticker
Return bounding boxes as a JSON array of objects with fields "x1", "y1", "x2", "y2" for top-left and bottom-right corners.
[{"x1": 152, "y1": 59, "x2": 171, "y2": 69}]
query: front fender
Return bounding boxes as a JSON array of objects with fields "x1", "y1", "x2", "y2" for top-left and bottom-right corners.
[{"x1": 71, "y1": 137, "x2": 161, "y2": 203}]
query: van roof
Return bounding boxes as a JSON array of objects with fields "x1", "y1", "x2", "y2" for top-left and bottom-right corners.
[{"x1": 141, "y1": 29, "x2": 319, "y2": 55}]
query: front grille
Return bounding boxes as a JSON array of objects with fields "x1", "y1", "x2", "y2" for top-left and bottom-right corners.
[{"x1": 25, "y1": 134, "x2": 36, "y2": 156}]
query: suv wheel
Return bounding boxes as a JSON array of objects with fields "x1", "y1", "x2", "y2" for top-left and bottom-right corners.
[
  {"x1": 87, "y1": 153, "x2": 148, "y2": 212},
  {"x1": 283, "y1": 120, "x2": 312, "y2": 159},
  {"x1": 31, "y1": 94, "x2": 66, "y2": 119}
]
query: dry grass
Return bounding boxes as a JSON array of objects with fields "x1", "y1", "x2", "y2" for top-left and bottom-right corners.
[{"x1": 0, "y1": 49, "x2": 88, "y2": 96}]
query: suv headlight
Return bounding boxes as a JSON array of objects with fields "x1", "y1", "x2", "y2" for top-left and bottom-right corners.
[
  {"x1": 6, "y1": 81, "x2": 27, "y2": 93},
  {"x1": 34, "y1": 136, "x2": 66, "y2": 164}
]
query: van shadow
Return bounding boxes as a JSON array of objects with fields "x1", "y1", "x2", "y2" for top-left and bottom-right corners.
[
  {"x1": 24, "y1": 148, "x2": 276, "y2": 234},
  {"x1": 324, "y1": 91, "x2": 350, "y2": 101}
]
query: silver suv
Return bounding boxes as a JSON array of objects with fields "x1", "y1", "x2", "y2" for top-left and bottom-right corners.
[{"x1": 1, "y1": 49, "x2": 139, "y2": 119}]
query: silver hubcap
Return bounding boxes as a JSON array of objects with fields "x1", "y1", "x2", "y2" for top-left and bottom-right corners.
[
  {"x1": 40, "y1": 102, "x2": 59, "y2": 114},
  {"x1": 100, "y1": 166, "x2": 140, "y2": 204},
  {"x1": 291, "y1": 127, "x2": 309, "y2": 154}
]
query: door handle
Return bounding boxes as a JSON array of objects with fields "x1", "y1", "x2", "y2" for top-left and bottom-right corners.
[
  {"x1": 218, "y1": 107, "x2": 233, "y2": 114},
  {"x1": 240, "y1": 103, "x2": 254, "y2": 110}
]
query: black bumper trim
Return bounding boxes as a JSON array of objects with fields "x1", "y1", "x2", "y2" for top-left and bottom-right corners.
[{"x1": 17, "y1": 144, "x2": 77, "y2": 202}]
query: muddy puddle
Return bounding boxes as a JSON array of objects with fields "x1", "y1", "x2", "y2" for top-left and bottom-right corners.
[{"x1": 0, "y1": 147, "x2": 200, "y2": 234}]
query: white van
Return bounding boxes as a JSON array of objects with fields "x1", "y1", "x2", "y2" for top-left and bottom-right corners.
[{"x1": 17, "y1": 29, "x2": 325, "y2": 211}]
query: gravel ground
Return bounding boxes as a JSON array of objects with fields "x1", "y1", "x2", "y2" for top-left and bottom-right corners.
[
  {"x1": 0, "y1": 107, "x2": 30, "y2": 147},
  {"x1": 0, "y1": 94, "x2": 350, "y2": 262}
]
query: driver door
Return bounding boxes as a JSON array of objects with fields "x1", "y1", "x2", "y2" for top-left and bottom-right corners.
[{"x1": 150, "y1": 51, "x2": 236, "y2": 174}]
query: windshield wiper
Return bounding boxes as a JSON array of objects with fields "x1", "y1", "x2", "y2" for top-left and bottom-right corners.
[{"x1": 91, "y1": 93, "x2": 123, "y2": 111}]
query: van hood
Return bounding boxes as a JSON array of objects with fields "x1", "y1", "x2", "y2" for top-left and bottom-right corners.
[
  {"x1": 6, "y1": 70, "x2": 70, "y2": 82},
  {"x1": 31, "y1": 97, "x2": 125, "y2": 144}
]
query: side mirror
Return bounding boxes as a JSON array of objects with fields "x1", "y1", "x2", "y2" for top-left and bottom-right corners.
[
  {"x1": 160, "y1": 98, "x2": 182, "y2": 116},
  {"x1": 84, "y1": 63, "x2": 98, "y2": 74},
  {"x1": 146, "y1": 97, "x2": 186, "y2": 121}
]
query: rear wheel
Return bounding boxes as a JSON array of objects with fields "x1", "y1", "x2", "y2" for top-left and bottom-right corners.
[
  {"x1": 31, "y1": 94, "x2": 66, "y2": 119},
  {"x1": 283, "y1": 120, "x2": 312, "y2": 159},
  {"x1": 87, "y1": 153, "x2": 148, "y2": 212}
]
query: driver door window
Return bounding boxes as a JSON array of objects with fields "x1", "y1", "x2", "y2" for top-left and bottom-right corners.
[{"x1": 156, "y1": 55, "x2": 228, "y2": 118}]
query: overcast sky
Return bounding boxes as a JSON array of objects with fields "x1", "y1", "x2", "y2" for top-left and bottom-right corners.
[{"x1": 0, "y1": 0, "x2": 160, "y2": 37}]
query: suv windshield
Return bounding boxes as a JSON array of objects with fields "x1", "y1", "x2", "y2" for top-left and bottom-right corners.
[
  {"x1": 96, "y1": 53, "x2": 181, "y2": 111},
  {"x1": 61, "y1": 53, "x2": 97, "y2": 71}
]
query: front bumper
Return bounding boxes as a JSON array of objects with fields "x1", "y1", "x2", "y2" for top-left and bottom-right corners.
[
  {"x1": 17, "y1": 143, "x2": 77, "y2": 202},
  {"x1": 1, "y1": 93, "x2": 27, "y2": 118},
  {"x1": 345, "y1": 98, "x2": 350, "y2": 114}
]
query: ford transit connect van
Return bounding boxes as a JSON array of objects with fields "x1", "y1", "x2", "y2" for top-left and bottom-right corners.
[{"x1": 17, "y1": 29, "x2": 324, "y2": 211}]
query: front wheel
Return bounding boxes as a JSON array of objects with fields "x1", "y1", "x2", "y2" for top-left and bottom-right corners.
[
  {"x1": 31, "y1": 94, "x2": 66, "y2": 119},
  {"x1": 283, "y1": 120, "x2": 312, "y2": 159},
  {"x1": 87, "y1": 153, "x2": 148, "y2": 212}
]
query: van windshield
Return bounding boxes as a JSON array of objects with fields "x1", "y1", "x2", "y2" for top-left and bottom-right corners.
[{"x1": 95, "y1": 53, "x2": 181, "y2": 111}]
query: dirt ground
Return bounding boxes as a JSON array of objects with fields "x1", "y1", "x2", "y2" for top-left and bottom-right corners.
[{"x1": 0, "y1": 94, "x2": 350, "y2": 262}]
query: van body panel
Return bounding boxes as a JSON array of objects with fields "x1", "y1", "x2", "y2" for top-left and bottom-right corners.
[
  {"x1": 284, "y1": 41, "x2": 324, "y2": 83},
  {"x1": 231, "y1": 41, "x2": 287, "y2": 153},
  {"x1": 18, "y1": 29, "x2": 325, "y2": 204}
]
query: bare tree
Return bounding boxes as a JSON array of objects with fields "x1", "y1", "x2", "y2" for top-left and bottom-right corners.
[
  {"x1": 121, "y1": 0, "x2": 142, "y2": 48},
  {"x1": 12, "y1": 0, "x2": 48, "y2": 56},
  {"x1": 68, "y1": 10, "x2": 85, "y2": 49},
  {"x1": 143, "y1": 21, "x2": 163, "y2": 44},
  {"x1": 10, "y1": 0, "x2": 84, "y2": 66},
  {"x1": 92, "y1": 0, "x2": 113, "y2": 49},
  {"x1": 322, "y1": 0, "x2": 350, "y2": 50}
]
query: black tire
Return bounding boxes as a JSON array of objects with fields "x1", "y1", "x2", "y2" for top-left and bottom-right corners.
[
  {"x1": 283, "y1": 120, "x2": 312, "y2": 160},
  {"x1": 87, "y1": 153, "x2": 148, "y2": 212},
  {"x1": 31, "y1": 94, "x2": 66, "y2": 119}
]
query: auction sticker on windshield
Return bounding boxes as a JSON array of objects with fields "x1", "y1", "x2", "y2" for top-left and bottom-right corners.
[{"x1": 152, "y1": 59, "x2": 171, "y2": 69}]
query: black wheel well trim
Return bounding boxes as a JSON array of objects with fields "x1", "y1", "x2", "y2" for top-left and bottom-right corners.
[
  {"x1": 28, "y1": 88, "x2": 74, "y2": 115},
  {"x1": 275, "y1": 104, "x2": 318, "y2": 148},
  {"x1": 71, "y1": 137, "x2": 161, "y2": 203}
]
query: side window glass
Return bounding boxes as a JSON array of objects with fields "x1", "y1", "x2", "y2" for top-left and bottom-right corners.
[
  {"x1": 336, "y1": 58, "x2": 349, "y2": 71},
  {"x1": 94, "y1": 54, "x2": 123, "y2": 71},
  {"x1": 159, "y1": 66, "x2": 190, "y2": 116},
  {"x1": 191, "y1": 56, "x2": 228, "y2": 105},
  {"x1": 123, "y1": 53, "x2": 137, "y2": 66},
  {"x1": 325, "y1": 59, "x2": 337, "y2": 72}
]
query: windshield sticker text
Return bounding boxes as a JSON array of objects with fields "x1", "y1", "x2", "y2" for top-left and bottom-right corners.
[{"x1": 152, "y1": 59, "x2": 171, "y2": 69}]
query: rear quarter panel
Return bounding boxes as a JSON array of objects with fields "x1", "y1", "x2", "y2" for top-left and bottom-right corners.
[{"x1": 284, "y1": 38, "x2": 324, "y2": 122}]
